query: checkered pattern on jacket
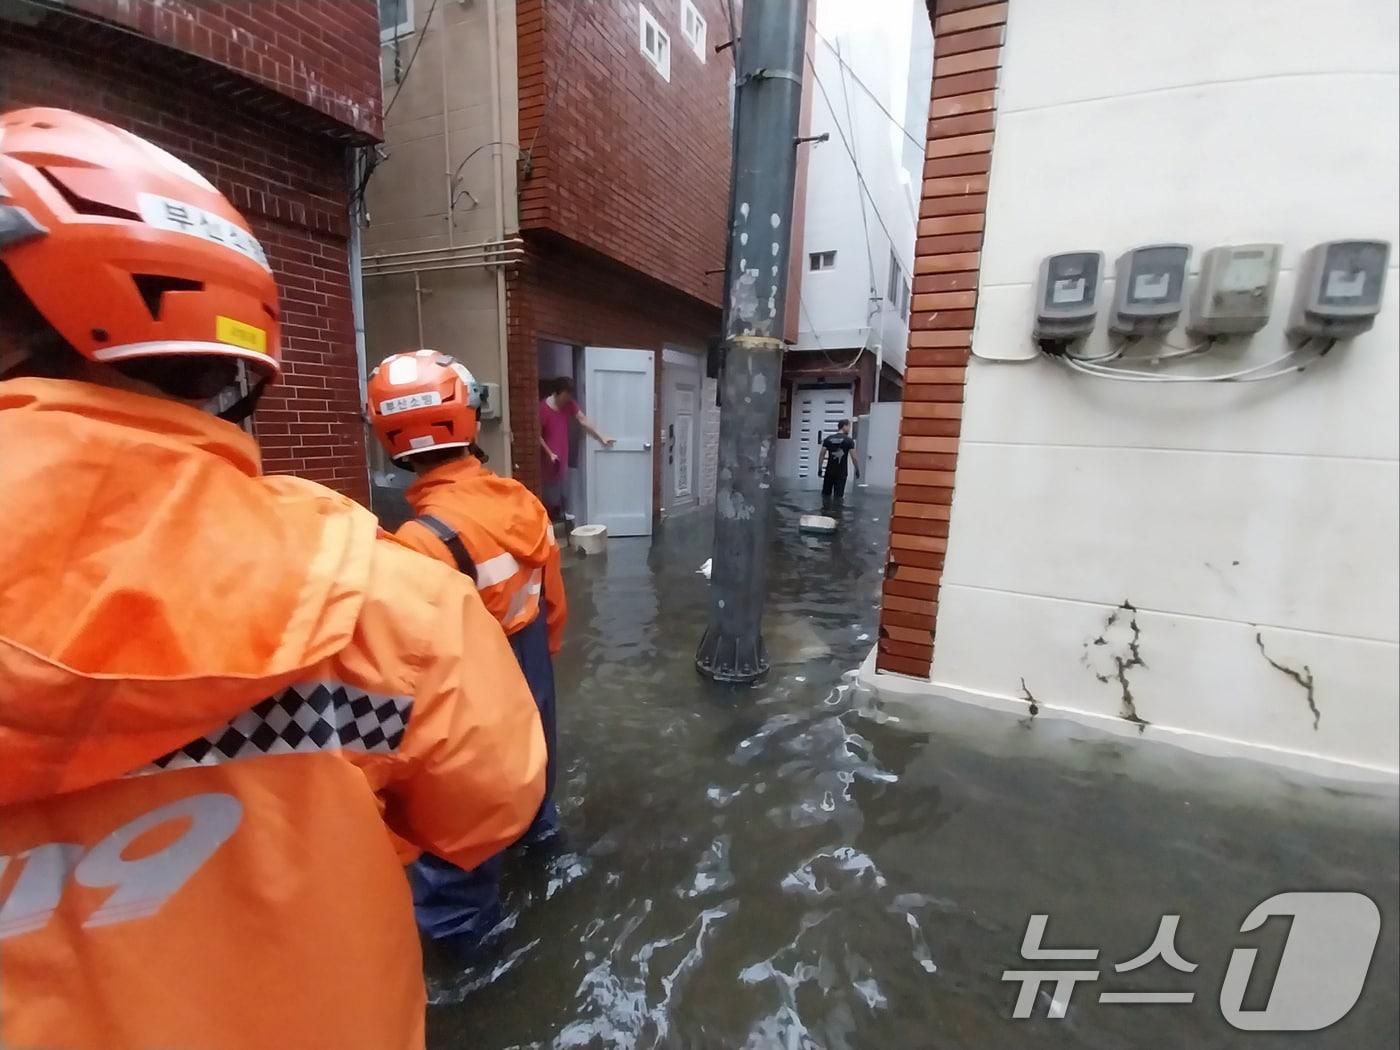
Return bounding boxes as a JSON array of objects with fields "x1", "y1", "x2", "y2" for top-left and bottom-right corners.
[{"x1": 137, "y1": 680, "x2": 413, "y2": 774}]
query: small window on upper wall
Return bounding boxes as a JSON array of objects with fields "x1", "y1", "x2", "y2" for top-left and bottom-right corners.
[
  {"x1": 901, "y1": 277, "x2": 912, "y2": 320},
  {"x1": 379, "y1": 0, "x2": 413, "y2": 42},
  {"x1": 681, "y1": 0, "x2": 707, "y2": 60},
  {"x1": 810, "y1": 251, "x2": 837, "y2": 271},
  {"x1": 639, "y1": 5, "x2": 671, "y2": 81}
]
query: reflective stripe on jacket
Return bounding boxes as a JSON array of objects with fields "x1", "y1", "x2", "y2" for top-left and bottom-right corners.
[
  {"x1": 394, "y1": 456, "x2": 568, "y2": 654},
  {"x1": 0, "y1": 378, "x2": 546, "y2": 1050}
]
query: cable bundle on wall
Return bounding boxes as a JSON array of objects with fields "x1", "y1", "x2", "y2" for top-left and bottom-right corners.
[{"x1": 1048, "y1": 337, "x2": 1337, "y2": 384}]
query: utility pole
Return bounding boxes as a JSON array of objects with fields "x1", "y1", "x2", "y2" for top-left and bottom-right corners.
[{"x1": 697, "y1": 0, "x2": 810, "y2": 684}]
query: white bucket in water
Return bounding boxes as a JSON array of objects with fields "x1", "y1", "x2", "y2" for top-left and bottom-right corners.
[
  {"x1": 799, "y1": 514, "x2": 838, "y2": 534},
  {"x1": 571, "y1": 524, "x2": 608, "y2": 555}
]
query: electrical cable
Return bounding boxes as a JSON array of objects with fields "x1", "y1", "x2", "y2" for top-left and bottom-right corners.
[
  {"x1": 1064, "y1": 336, "x2": 1137, "y2": 363},
  {"x1": 721, "y1": 0, "x2": 739, "y2": 65},
  {"x1": 449, "y1": 140, "x2": 529, "y2": 211},
  {"x1": 1157, "y1": 336, "x2": 1217, "y2": 355},
  {"x1": 524, "y1": 0, "x2": 589, "y2": 167},
  {"x1": 1057, "y1": 343, "x2": 1319, "y2": 383},
  {"x1": 832, "y1": 39, "x2": 879, "y2": 319},
  {"x1": 800, "y1": 297, "x2": 862, "y2": 372},
  {"x1": 814, "y1": 31, "x2": 923, "y2": 151},
  {"x1": 808, "y1": 59, "x2": 905, "y2": 290},
  {"x1": 383, "y1": 0, "x2": 441, "y2": 119}
]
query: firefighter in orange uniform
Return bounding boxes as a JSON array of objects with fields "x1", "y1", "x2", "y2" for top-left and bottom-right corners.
[
  {"x1": 0, "y1": 108, "x2": 546, "y2": 1050},
  {"x1": 366, "y1": 350, "x2": 566, "y2": 955}
]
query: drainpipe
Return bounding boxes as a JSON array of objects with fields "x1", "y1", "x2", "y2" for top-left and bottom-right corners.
[
  {"x1": 872, "y1": 291, "x2": 884, "y2": 405},
  {"x1": 413, "y1": 270, "x2": 425, "y2": 346},
  {"x1": 441, "y1": 8, "x2": 454, "y2": 248},
  {"x1": 347, "y1": 148, "x2": 371, "y2": 498},
  {"x1": 486, "y1": 0, "x2": 514, "y2": 472}
]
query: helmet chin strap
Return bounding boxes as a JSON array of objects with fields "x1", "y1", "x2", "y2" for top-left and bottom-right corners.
[
  {"x1": 208, "y1": 363, "x2": 268, "y2": 424},
  {"x1": 216, "y1": 378, "x2": 267, "y2": 424}
]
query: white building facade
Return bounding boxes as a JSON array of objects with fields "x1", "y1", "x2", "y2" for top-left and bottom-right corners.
[
  {"x1": 776, "y1": 0, "x2": 931, "y2": 484},
  {"x1": 866, "y1": 0, "x2": 1399, "y2": 781}
]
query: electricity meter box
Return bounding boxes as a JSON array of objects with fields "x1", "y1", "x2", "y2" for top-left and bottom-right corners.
[
  {"x1": 1288, "y1": 240, "x2": 1391, "y2": 340},
  {"x1": 1033, "y1": 251, "x2": 1104, "y2": 342},
  {"x1": 1110, "y1": 244, "x2": 1191, "y2": 336},
  {"x1": 1187, "y1": 244, "x2": 1281, "y2": 336},
  {"x1": 476, "y1": 381, "x2": 502, "y2": 420}
]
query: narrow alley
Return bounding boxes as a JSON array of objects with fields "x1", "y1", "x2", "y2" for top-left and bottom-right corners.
[
  {"x1": 425, "y1": 491, "x2": 1399, "y2": 1049},
  {"x1": 1, "y1": 1, "x2": 1396, "y2": 1048}
]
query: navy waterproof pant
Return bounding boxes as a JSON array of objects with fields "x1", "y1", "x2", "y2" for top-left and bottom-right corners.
[{"x1": 409, "y1": 609, "x2": 558, "y2": 943}]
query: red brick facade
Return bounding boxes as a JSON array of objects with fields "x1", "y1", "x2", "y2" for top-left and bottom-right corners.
[
  {"x1": 1, "y1": 2, "x2": 380, "y2": 502},
  {"x1": 517, "y1": 0, "x2": 732, "y2": 308},
  {"x1": 876, "y1": 0, "x2": 1005, "y2": 679},
  {"x1": 506, "y1": 236, "x2": 717, "y2": 500},
  {"x1": 509, "y1": 0, "x2": 734, "y2": 507},
  {"x1": 53, "y1": 0, "x2": 381, "y2": 139}
]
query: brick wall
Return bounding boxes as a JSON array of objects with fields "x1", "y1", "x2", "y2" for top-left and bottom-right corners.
[
  {"x1": 54, "y1": 0, "x2": 381, "y2": 139},
  {"x1": 517, "y1": 0, "x2": 732, "y2": 308},
  {"x1": 1, "y1": 4, "x2": 380, "y2": 503},
  {"x1": 506, "y1": 235, "x2": 719, "y2": 502},
  {"x1": 876, "y1": 0, "x2": 1006, "y2": 679}
]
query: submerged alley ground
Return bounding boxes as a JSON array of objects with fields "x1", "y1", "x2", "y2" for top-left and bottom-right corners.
[{"x1": 424, "y1": 489, "x2": 1399, "y2": 1050}]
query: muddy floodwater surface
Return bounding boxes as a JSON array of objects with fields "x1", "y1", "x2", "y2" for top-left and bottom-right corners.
[{"x1": 424, "y1": 490, "x2": 1399, "y2": 1050}]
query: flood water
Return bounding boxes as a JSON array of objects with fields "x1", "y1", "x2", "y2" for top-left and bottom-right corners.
[{"x1": 425, "y1": 488, "x2": 1400, "y2": 1049}]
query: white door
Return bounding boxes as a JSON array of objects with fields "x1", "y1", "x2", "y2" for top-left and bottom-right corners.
[
  {"x1": 662, "y1": 349, "x2": 703, "y2": 516},
  {"x1": 583, "y1": 346, "x2": 655, "y2": 537},
  {"x1": 794, "y1": 386, "x2": 854, "y2": 482}
]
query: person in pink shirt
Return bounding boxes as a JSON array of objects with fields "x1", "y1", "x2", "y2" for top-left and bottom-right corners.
[{"x1": 539, "y1": 377, "x2": 613, "y2": 521}]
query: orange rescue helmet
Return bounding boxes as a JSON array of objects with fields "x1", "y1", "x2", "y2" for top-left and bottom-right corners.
[
  {"x1": 367, "y1": 349, "x2": 483, "y2": 462},
  {"x1": 0, "y1": 107, "x2": 280, "y2": 377}
]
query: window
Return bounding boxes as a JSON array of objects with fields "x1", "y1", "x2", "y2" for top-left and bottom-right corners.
[
  {"x1": 379, "y1": 0, "x2": 413, "y2": 42},
  {"x1": 901, "y1": 277, "x2": 912, "y2": 320},
  {"x1": 809, "y1": 251, "x2": 837, "y2": 271},
  {"x1": 681, "y1": 0, "x2": 707, "y2": 60},
  {"x1": 639, "y1": 5, "x2": 671, "y2": 81},
  {"x1": 887, "y1": 249, "x2": 901, "y2": 303}
]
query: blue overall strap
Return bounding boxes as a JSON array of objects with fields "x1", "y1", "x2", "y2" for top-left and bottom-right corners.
[{"x1": 414, "y1": 514, "x2": 477, "y2": 582}]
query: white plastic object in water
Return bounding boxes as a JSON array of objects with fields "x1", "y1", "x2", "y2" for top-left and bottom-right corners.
[
  {"x1": 571, "y1": 524, "x2": 608, "y2": 555},
  {"x1": 697, "y1": 558, "x2": 712, "y2": 578},
  {"x1": 800, "y1": 514, "x2": 838, "y2": 534}
]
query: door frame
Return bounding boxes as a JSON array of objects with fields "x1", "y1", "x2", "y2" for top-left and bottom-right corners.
[{"x1": 661, "y1": 347, "x2": 704, "y2": 517}]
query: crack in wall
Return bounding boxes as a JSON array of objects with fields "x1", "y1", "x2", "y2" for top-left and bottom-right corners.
[
  {"x1": 1084, "y1": 600, "x2": 1148, "y2": 733},
  {"x1": 1017, "y1": 676, "x2": 1039, "y2": 728},
  {"x1": 1254, "y1": 631, "x2": 1320, "y2": 730},
  {"x1": 1018, "y1": 677, "x2": 1040, "y2": 717}
]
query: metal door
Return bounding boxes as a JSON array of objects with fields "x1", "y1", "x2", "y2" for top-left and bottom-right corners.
[
  {"x1": 583, "y1": 346, "x2": 655, "y2": 537},
  {"x1": 793, "y1": 385, "x2": 854, "y2": 482},
  {"x1": 662, "y1": 349, "x2": 703, "y2": 515}
]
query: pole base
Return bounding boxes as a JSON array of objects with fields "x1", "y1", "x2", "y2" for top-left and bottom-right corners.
[{"x1": 695, "y1": 627, "x2": 770, "y2": 684}]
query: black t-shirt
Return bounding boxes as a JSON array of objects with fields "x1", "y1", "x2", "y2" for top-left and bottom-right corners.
[{"x1": 822, "y1": 434, "x2": 855, "y2": 469}]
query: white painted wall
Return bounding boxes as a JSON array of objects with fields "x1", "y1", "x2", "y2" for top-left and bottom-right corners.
[
  {"x1": 794, "y1": 0, "x2": 926, "y2": 371},
  {"x1": 928, "y1": 0, "x2": 1400, "y2": 776}
]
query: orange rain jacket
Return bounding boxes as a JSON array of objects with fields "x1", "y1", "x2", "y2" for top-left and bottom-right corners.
[
  {"x1": 394, "y1": 456, "x2": 568, "y2": 654},
  {"x1": 0, "y1": 378, "x2": 546, "y2": 1050}
]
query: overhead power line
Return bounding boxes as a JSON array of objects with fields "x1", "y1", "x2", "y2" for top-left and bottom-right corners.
[
  {"x1": 526, "y1": 0, "x2": 589, "y2": 164},
  {"x1": 808, "y1": 58, "x2": 903, "y2": 270},
  {"x1": 383, "y1": 0, "x2": 442, "y2": 119},
  {"x1": 814, "y1": 30, "x2": 923, "y2": 150}
]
